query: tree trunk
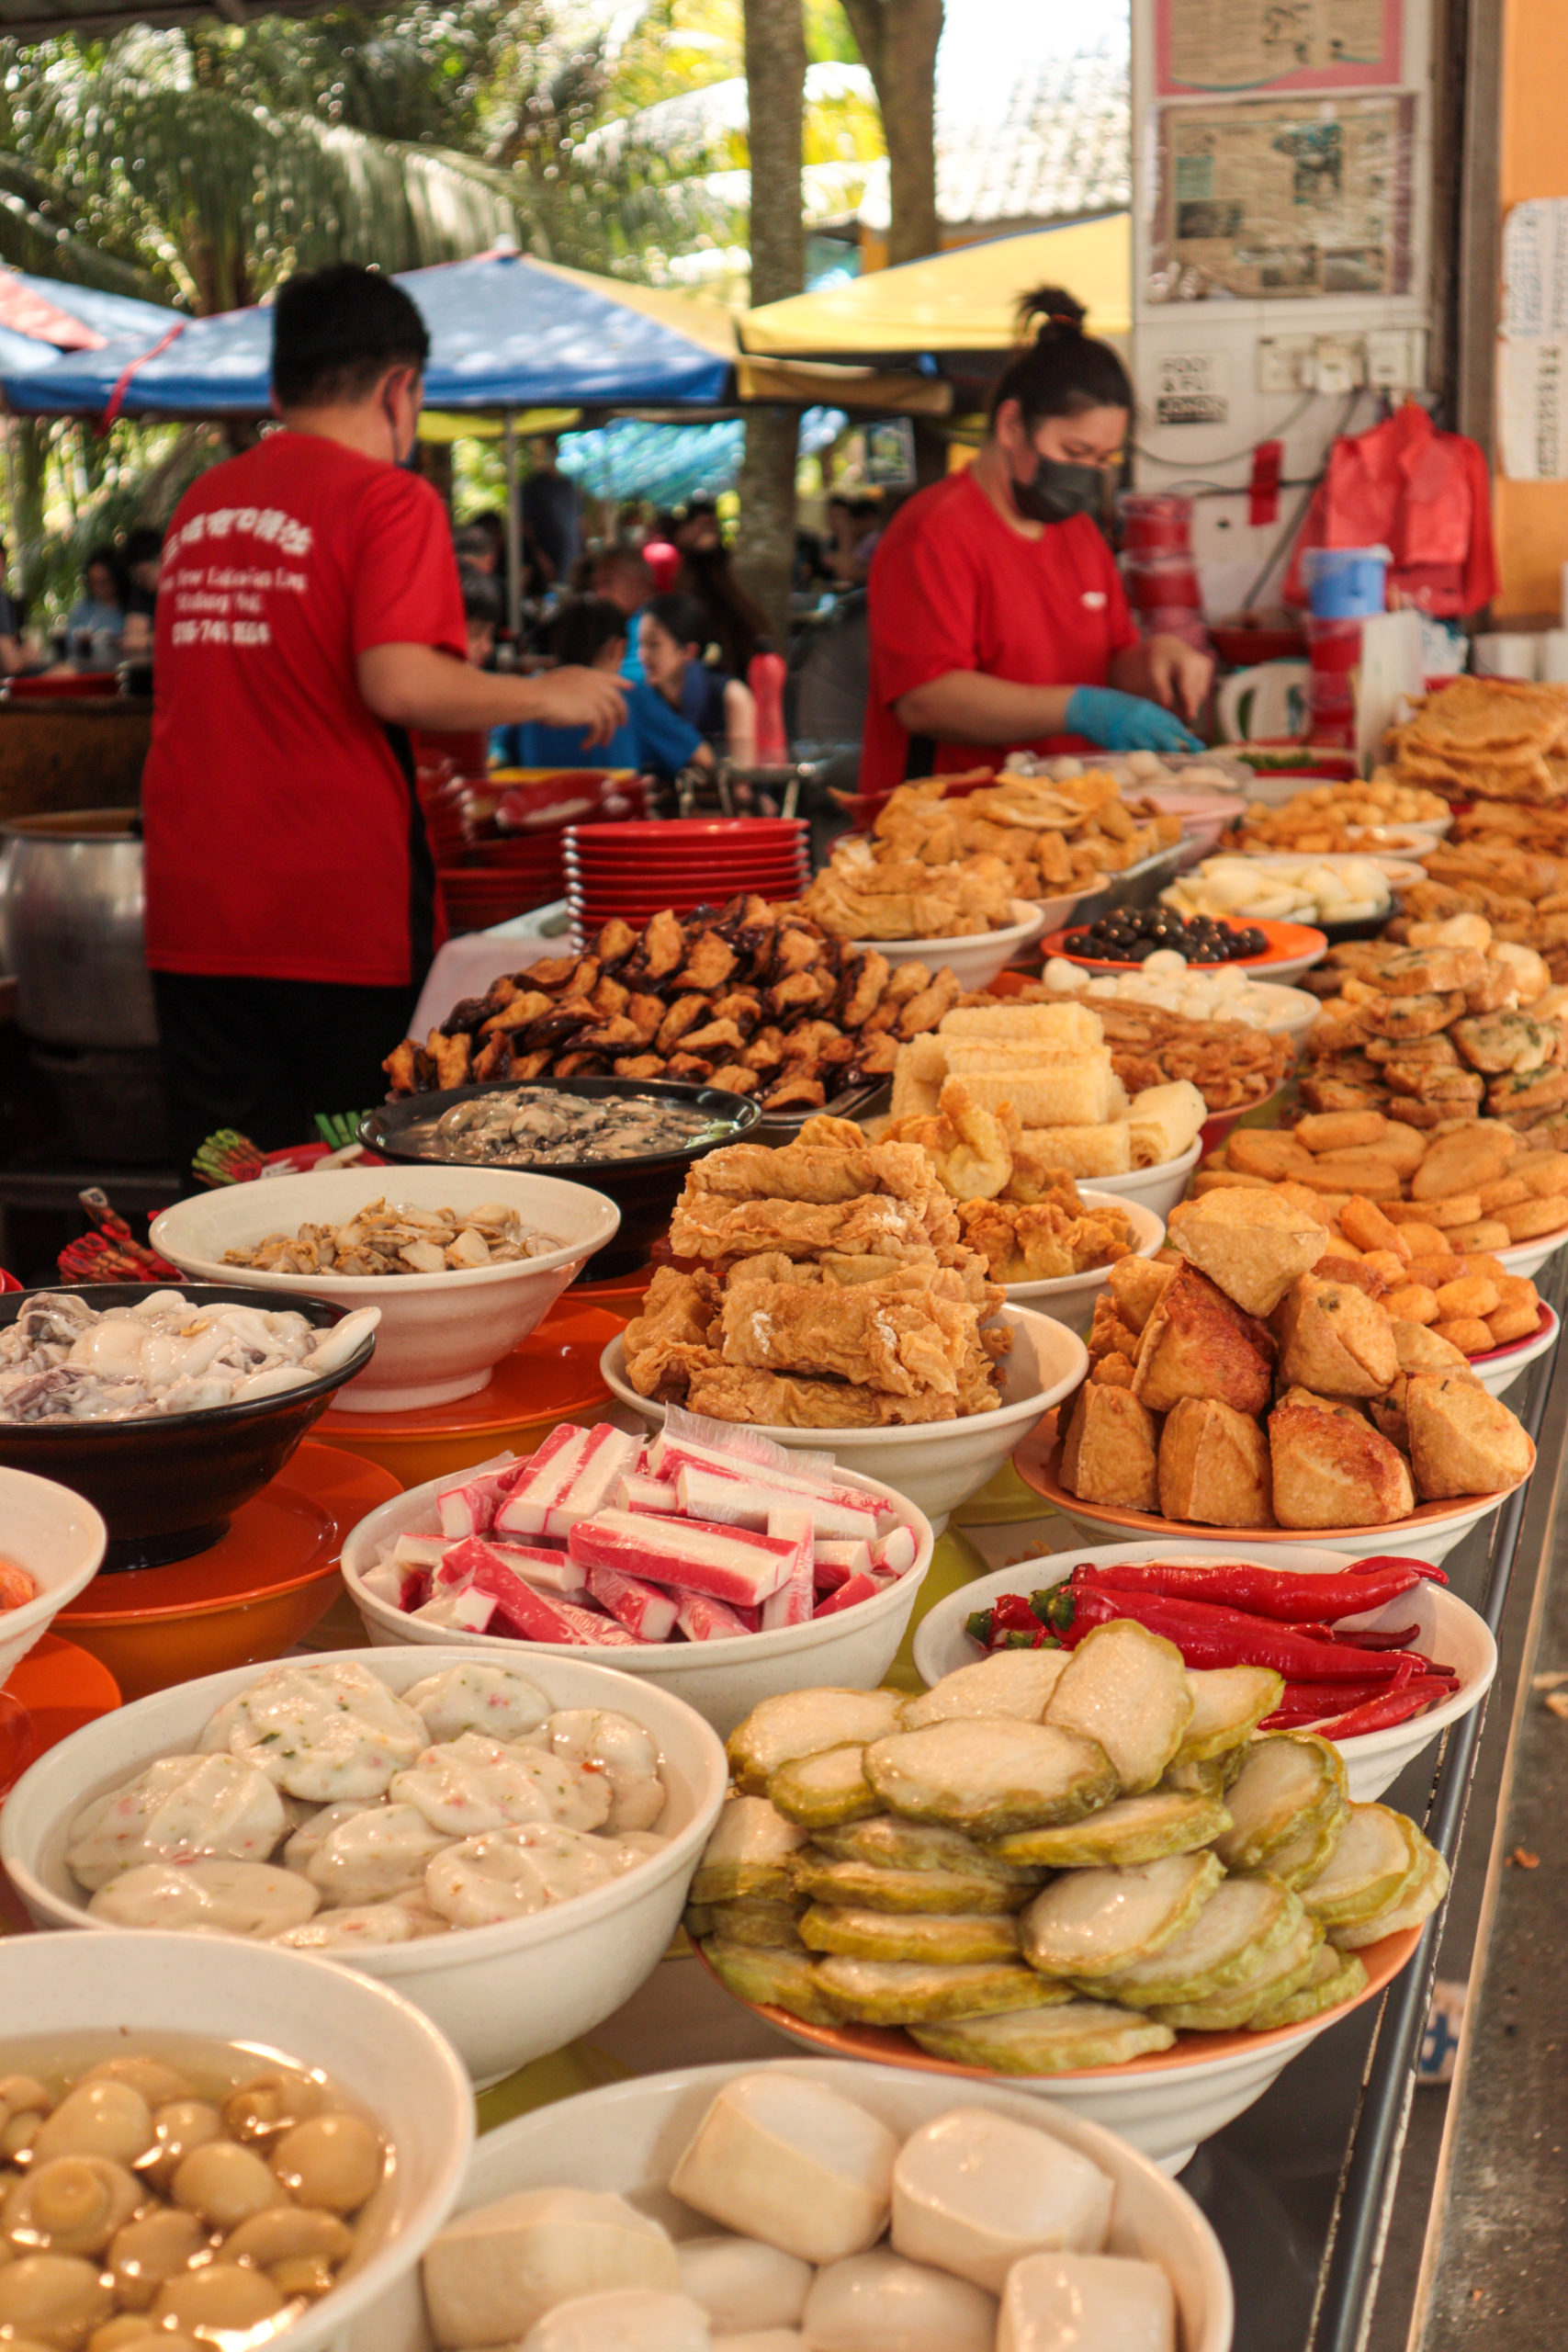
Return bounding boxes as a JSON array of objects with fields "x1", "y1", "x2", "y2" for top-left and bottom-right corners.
[
  {"x1": 9, "y1": 418, "x2": 47, "y2": 611},
  {"x1": 735, "y1": 0, "x2": 807, "y2": 646},
  {"x1": 840, "y1": 0, "x2": 944, "y2": 266}
]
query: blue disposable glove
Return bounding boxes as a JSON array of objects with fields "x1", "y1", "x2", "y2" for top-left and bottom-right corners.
[{"x1": 1066, "y1": 685, "x2": 1204, "y2": 754}]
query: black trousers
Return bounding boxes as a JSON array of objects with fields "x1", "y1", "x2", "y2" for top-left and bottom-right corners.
[{"x1": 152, "y1": 971, "x2": 422, "y2": 1173}]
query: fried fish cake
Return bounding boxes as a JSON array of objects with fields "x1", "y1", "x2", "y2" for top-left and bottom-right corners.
[{"x1": 1359, "y1": 990, "x2": 1468, "y2": 1041}]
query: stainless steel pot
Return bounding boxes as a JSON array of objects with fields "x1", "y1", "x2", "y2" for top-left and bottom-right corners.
[{"x1": 0, "y1": 808, "x2": 159, "y2": 1048}]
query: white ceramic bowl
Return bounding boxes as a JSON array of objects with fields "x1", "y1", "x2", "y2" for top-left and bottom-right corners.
[
  {"x1": 1084, "y1": 1137, "x2": 1203, "y2": 1223},
  {"x1": 1003, "y1": 1192, "x2": 1166, "y2": 1335},
  {"x1": 851, "y1": 899, "x2": 1047, "y2": 989},
  {"x1": 353, "y1": 2059, "x2": 1235, "y2": 2352},
  {"x1": 602, "y1": 1303, "x2": 1089, "y2": 1535},
  {"x1": 152, "y1": 1167, "x2": 621, "y2": 1414},
  {"x1": 0, "y1": 1465, "x2": 107, "y2": 1683},
  {"x1": 1496, "y1": 1223, "x2": 1568, "y2": 1282},
  {"x1": 1, "y1": 1645, "x2": 728, "y2": 2086},
  {"x1": 341, "y1": 1463, "x2": 934, "y2": 1739},
  {"x1": 911, "y1": 1539, "x2": 1496, "y2": 1804},
  {"x1": 0, "y1": 1928, "x2": 472, "y2": 2352},
  {"x1": 1472, "y1": 1302, "x2": 1559, "y2": 1398}
]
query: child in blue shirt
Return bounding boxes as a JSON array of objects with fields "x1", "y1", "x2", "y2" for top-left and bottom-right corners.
[{"x1": 491, "y1": 596, "x2": 709, "y2": 783}]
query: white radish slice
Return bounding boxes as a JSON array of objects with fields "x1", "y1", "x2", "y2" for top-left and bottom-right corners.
[
  {"x1": 518, "y1": 2288, "x2": 713, "y2": 2352},
  {"x1": 903, "y1": 1651, "x2": 1071, "y2": 1729},
  {"x1": 1021, "y1": 1852, "x2": 1224, "y2": 1978},
  {"x1": 997, "y1": 2250, "x2": 1176, "y2": 2352},
  {"x1": 891, "y1": 2108, "x2": 1113, "y2": 2292},
  {"x1": 668, "y1": 2073, "x2": 897, "y2": 2267},
  {"x1": 1045, "y1": 1621, "x2": 1194, "y2": 1794},
  {"x1": 423, "y1": 2189, "x2": 678, "y2": 2347},
  {"x1": 801, "y1": 2249, "x2": 995, "y2": 2352},
  {"x1": 676, "y1": 2238, "x2": 811, "y2": 2334}
]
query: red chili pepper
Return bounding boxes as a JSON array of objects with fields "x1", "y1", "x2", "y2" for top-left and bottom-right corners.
[
  {"x1": 1291, "y1": 1623, "x2": 1420, "y2": 1651},
  {"x1": 1313, "y1": 1679, "x2": 1458, "y2": 1738},
  {"x1": 1071, "y1": 1556, "x2": 1429, "y2": 1623},
  {"x1": 1045, "y1": 1584, "x2": 1414, "y2": 1681},
  {"x1": 1346, "y1": 1555, "x2": 1449, "y2": 1586},
  {"x1": 992, "y1": 1593, "x2": 1044, "y2": 1633}
]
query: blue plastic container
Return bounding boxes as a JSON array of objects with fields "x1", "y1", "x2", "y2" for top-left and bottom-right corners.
[{"x1": 1302, "y1": 545, "x2": 1392, "y2": 619}]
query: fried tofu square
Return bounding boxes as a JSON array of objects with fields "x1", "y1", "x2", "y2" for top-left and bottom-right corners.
[
  {"x1": 1274, "y1": 1272, "x2": 1400, "y2": 1398},
  {"x1": 1106, "y1": 1254, "x2": 1178, "y2": 1334},
  {"x1": 1132, "y1": 1264, "x2": 1276, "y2": 1416},
  {"x1": 1156, "y1": 1396, "x2": 1274, "y2": 1526},
  {"x1": 1166, "y1": 1190, "x2": 1328, "y2": 1317},
  {"x1": 1404, "y1": 1373, "x2": 1535, "y2": 1497},
  {"x1": 1059, "y1": 1383, "x2": 1162, "y2": 1511},
  {"x1": 1268, "y1": 1394, "x2": 1416, "y2": 1527}
]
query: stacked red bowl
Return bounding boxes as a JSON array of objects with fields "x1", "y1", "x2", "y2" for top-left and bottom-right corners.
[
  {"x1": 564, "y1": 818, "x2": 810, "y2": 932},
  {"x1": 434, "y1": 770, "x2": 647, "y2": 934}
]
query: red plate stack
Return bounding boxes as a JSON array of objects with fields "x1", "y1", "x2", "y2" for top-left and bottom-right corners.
[{"x1": 564, "y1": 818, "x2": 810, "y2": 932}]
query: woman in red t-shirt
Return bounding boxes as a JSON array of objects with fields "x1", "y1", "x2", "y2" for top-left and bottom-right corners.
[{"x1": 862, "y1": 287, "x2": 1213, "y2": 798}]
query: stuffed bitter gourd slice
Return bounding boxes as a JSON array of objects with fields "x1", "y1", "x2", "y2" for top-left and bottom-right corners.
[
  {"x1": 1020, "y1": 1851, "x2": 1224, "y2": 1980},
  {"x1": 728, "y1": 1689, "x2": 907, "y2": 1793},
  {"x1": 798, "y1": 1905, "x2": 1021, "y2": 1965},
  {"x1": 702, "y1": 1938, "x2": 840, "y2": 2026},
  {"x1": 910, "y1": 2002, "x2": 1176, "y2": 2074},
  {"x1": 1211, "y1": 1735, "x2": 1348, "y2": 1872},
  {"x1": 812, "y1": 1954, "x2": 1065, "y2": 2027},
  {"x1": 768, "y1": 1743, "x2": 880, "y2": 1829},
  {"x1": 864, "y1": 1718, "x2": 1117, "y2": 1838},
  {"x1": 791, "y1": 1852, "x2": 1034, "y2": 1916},
  {"x1": 987, "y1": 1789, "x2": 1230, "y2": 1871},
  {"x1": 690, "y1": 1794, "x2": 807, "y2": 1905},
  {"x1": 1045, "y1": 1621, "x2": 1195, "y2": 1795}
]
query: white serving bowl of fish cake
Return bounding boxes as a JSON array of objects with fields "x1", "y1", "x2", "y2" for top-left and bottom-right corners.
[
  {"x1": 0, "y1": 1464, "x2": 107, "y2": 1682},
  {"x1": 1, "y1": 1646, "x2": 728, "y2": 2086},
  {"x1": 340, "y1": 1464, "x2": 934, "y2": 1739},
  {"x1": 912, "y1": 1540, "x2": 1497, "y2": 1804},
  {"x1": 152, "y1": 1167, "x2": 622, "y2": 1415},
  {"x1": 600, "y1": 1303, "x2": 1090, "y2": 1534},
  {"x1": 1002, "y1": 1192, "x2": 1167, "y2": 1336},
  {"x1": 349, "y1": 2059, "x2": 1233, "y2": 2352},
  {"x1": 0, "y1": 1928, "x2": 472, "y2": 2352},
  {"x1": 850, "y1": 899, "x2": 1050, "y2": 990}
]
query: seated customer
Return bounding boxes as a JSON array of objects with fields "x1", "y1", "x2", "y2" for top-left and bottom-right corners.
[
  {"x1": 66, "y1": 545, "x2": 128, "y2": 670},
  {"x1": 491, "y1": 595, "x2": 710, "y2": 784},
  {"x1": 460, "y1": 566, "x2": 502, "y2": 668},
  {"x1": 637, "y1": 590, "x2": 755, "y2": 763}
]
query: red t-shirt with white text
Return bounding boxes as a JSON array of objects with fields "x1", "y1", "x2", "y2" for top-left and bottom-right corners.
[
  {"x1": 142, "y1": 431, "x2": 466, "y2": 987},
  {"x1": 861, "y1": 470, "x2": 1140, "y2": 797}
]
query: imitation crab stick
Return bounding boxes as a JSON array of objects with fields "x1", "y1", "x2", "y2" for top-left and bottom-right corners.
[{"x1": 567, "y1": 1510, "x2": 799, "y2": 1608}]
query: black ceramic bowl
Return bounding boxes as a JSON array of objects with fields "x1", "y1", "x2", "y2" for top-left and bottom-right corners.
[
  {"x1": 0, "y1": 1284, "x2": 378, "y2": 1573},
  {"x1": 362, "y1": 1078, "x2": 761, "y2": 1279}
]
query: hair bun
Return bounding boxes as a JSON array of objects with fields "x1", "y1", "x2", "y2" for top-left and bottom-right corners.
[{"x1": 1016, "y1": 284, "x2": 1087, "y2": 340}]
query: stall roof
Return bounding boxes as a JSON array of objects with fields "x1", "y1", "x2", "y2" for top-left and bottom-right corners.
[
  {"x1": 1, "y1": 248, "x2": 950, "y2": 421},
  {"x1": 740, "y1": 214, "x2": 1132, "y2": 359}
]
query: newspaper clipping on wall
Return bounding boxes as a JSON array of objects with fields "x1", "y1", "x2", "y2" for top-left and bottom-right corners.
[
  {"x1": 1157, "y1": 0, "x2": 1401, "y2": 96},
  {"x1": 1498, "y1": 198, "x2": 1568, "y2": 481},
  {"x1": 1150, "y1": 95, "x2": 1414, "y2": 303}
]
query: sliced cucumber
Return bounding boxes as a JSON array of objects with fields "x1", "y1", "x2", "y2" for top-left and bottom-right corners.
[
  {"x1": 1160, "y1": 1757, "x2": 1226, "y2": 1801},
  {"x1": 987, "y1": 1790, "x2": 1230, "y2": 1871},
  {"x1": 1212, "y1": 1735, "x2": 1348, "y2": 1872},
  {"x1": 1247, "y1": 1942, "x2": 1369, "y2": 2029},
  {"x1": 1021, "y1": 1851, "x2": 1224, "y2": 1980},
  {"x1": 1150, "y1": 1911, "x2": 1324, "y2": 2030},
  {"x1": 1175, "y1": 1667, "x2": 1285, "y2": 1765},
  {"x1": 1045, "y1": 1620, "x2": 1195, "y2": 1794},
  {"x1": 799, "y1": 1904, "x2": 1021, "y2": 1965},
  {"x1": 813, "y1": 1954, "x2": 1066, "y2": 2026},
  {"x1": 811, "y1": 1814, "x2": 1043, "y2": 1884},
  {"x1": 910, "y1": 2001, "x2": 1177, "y2": 2074},
  {"x1": 691, "y1": 1793, "x2": 808, "y2": 1906},
  {"x1": 692, "y1": 1897, "x2": 807, "y2": 1950},
  {"x1": 1090, "y1": 1874, "x2": 1297, "y2": 2008},
  {"x1": 728, "y1": 1689, "x2": 908, "y2": 1794},
  {"x1": 768, "y1": 1743, "x2": 880, "y2": 1829},
  {"x1": 791, "y1": 1852, "x2": 1033, "y2": 1917},
  {"x1": 903, "y1": 1647, "x2": 1070, "y2": 1728},
  {"x1": 864, "y1": 1718, "x2": 1118, "y2": 1838},
  {"x1": 1297, "y1": 1804, "x2": 1423, "y2": 1927},
  {"x1": 702, "y1": 1937, "x2": 840, "y2": 2026},
  {"x1": 1251, "y1": 1806, "x2": 1347, "y2": 1892},
  {"x1": 1331, "y1": 1839, "x2": 1451, "y2": 1950}
]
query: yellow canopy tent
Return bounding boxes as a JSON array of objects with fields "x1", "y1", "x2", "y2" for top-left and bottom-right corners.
[{"x1": 740, "y1": 214, "x2": 1131, "y2": 358}]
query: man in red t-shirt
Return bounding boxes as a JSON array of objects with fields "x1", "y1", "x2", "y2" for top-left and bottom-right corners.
[{"x1": 143, "y1": 264, "x2": 625, "y2": 1163}]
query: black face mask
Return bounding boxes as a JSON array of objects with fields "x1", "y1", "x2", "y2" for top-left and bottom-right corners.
[{"x1": 1010, "y1": 456, "x2": 1109, "y2": 528}]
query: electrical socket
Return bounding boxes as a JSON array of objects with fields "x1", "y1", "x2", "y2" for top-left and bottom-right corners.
[
  {"x1": 1313, "y1": 336, "x2": 1365, "y2": 395},
  {"x1": 1257, "y1": 335, "x2": 1316, "y2": 392},
  {"x1": 1366, "y1": 329, "x2": 1422, "y2": 390}
]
